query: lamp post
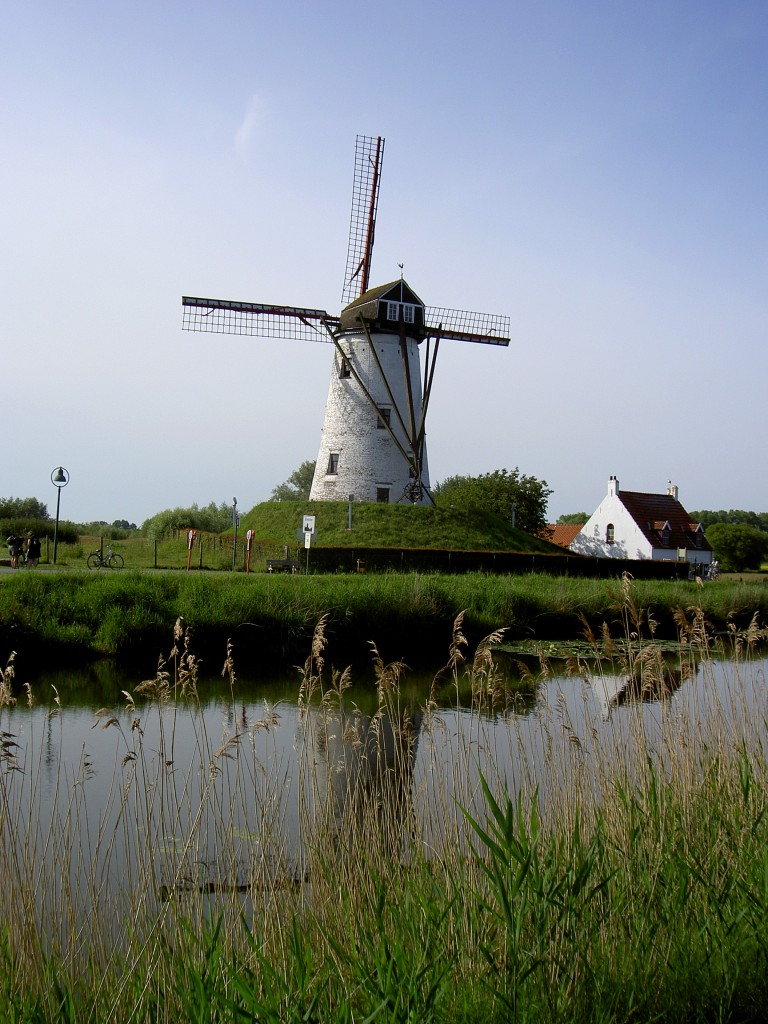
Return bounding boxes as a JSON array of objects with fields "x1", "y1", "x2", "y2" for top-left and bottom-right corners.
[
  {"x1": 232, "y1": 497, "x2": 238, "y2": 571},
  {"x1": 51, "y1": 467, "x2": 70, "y2": 565}
]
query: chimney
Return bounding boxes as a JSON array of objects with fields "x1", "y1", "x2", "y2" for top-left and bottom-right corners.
[
  {"x1": 608, "y1": 475, "x2": 619, "y2": 497},
  {"x1": 667, "y1": 481, "x2": 679, "y2": 501}
]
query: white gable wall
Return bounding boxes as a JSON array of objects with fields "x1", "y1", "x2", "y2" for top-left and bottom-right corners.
[{"x1": 570, "y1": 492, "x2": 653, "y2": 559}]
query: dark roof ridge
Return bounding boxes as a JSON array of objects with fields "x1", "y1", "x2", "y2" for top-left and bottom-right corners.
[{"x1": 343, "y1": 278, "x2": 423, "y2": 310}]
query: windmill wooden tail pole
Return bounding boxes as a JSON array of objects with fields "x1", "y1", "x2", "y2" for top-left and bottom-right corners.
[{"x1": 182, "y1": 135, "x2": 510, "y2": 505}]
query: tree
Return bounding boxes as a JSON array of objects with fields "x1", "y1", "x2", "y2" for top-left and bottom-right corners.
[
  {"x1": 557, "y1": 512, "x2": 589, "y2": 525},
  {"x1": 705, "y1": 523, "x2": 768, "y2": 572},
  {"x1": 270, "y1": 461, "x2": 316, "y2": 502},
  {"x1": 0, "y1": 496, "x2": 49, "y2": 520},
  {"x1": 433, "y1": 468, "x2": 552, "y2": 535}
]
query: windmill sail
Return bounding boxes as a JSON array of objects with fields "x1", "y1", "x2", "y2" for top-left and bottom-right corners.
[
  {"x1": 182, "y1": 296, "x2": 339, "y2": 341},
  {"x1": 423, "y1": 306, "x2": 510, "y2": 345},
  {"x1": 341, "y1": 135, "x2": 385, "y2": 308}
]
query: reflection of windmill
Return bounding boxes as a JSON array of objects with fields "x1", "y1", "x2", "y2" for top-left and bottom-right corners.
[
  {"x1": 182, "y1": 135, "x2": 510, "y2": 505},
  {"x1": 301, "y1": 704, "x2": 423, "y2": 859}
]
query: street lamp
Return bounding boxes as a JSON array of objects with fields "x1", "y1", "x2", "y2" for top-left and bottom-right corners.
[
  {"x1": 51, "y1": 466, "x2": 70, "y2": 565},
  {"x1": 232, "y1": 497, "x2": 238, "y2": 571}
]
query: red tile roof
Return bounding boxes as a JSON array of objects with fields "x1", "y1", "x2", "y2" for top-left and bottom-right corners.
[{"x1": 546, "y1": 523, "x2": 583, "y2": 549}]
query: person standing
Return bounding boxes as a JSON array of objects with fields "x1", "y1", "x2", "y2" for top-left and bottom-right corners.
[
  {"x1": 25, "y1": 531, "x2": 41, "y2": 567},
  {"x1": 6, "y1": 535, "x2": 22, "y2": 568}
]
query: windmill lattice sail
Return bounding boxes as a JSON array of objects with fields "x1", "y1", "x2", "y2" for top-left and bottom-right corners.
[
  {"x1": 423, "y1": 306, "x2": 510, "y2": 345},
  {"x1": 341, "y1": 135, "x2": 384, "y2": 307},
  {"x1": 182, "y1": 297, "x2": 338, "y2": 341}
]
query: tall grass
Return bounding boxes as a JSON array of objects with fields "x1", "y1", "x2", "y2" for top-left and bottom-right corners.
[
  {"x1": 2, "y1": 570, "x2": 768, "y2": 671},
  {"x1": 0, "y1": 580, "x2": 766, "y2": 1020}
]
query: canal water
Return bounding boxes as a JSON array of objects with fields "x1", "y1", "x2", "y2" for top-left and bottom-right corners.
[{"x1": 1, "y1": 647, "x2": 766, "y2": 932}]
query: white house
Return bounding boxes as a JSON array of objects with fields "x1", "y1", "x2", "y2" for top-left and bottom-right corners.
[{"x1": 569, "y1": 477, "x2": 713, "y2": 566}]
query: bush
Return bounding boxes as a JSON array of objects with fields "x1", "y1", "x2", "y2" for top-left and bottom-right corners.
[
  {"x1": 142, "y1": 502, "x2": 234, "y2": 539},
  {"x1": 76, "y1": 523, "x2": 136, "y2": 541}
]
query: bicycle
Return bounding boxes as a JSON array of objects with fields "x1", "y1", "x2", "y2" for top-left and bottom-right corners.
[{"x1": 86, "y1": 545, "x2": 125, "y2": 569}]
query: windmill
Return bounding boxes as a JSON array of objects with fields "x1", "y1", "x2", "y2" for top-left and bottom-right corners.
[{"x1": 182, "y1": 135, "x2": 510, "y2": 505}]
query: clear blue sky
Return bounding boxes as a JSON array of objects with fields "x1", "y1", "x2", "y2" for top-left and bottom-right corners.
[{"x1": 3, "y1": 0, "x2": 766, "y2": 525}]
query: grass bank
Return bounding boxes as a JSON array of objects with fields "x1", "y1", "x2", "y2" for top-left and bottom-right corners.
[
  {"x1": 240, "y1": 499, "x2": 561, "y2": 551},
  {"x1": 0, "y1": 608, "x2": 766, "y2": 1021},
  {"x1": 37, "y1": 502, "x2": 559, "y2": 574},
  {"x1": 1, "y1": 570, "x2": 767, "y2": 675}
]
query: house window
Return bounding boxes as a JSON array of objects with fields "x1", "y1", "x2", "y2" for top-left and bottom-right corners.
[
  {"x1": 339, "y1": 357, "x2": 351, "y2": 379},
  {"x1": 661, "y1": 529, "x2": 670, "y2": 547},
  {"x1": 694, "y1": 529, "x2": 703, "y2": 549},
  {"x1": 376, "y1": 487, "x2": 390, "y2": 503},
  {"x1": 377, "y1": 407, "x2": 391, "y2": 429},
  {"x1": 606, "y1": 524, "x2": 614, "y2": 544},
  {"x1": 326, "y1": 453, "x2": 339, "y2": 475}
]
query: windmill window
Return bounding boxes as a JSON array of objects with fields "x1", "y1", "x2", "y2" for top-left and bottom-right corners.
[
  {"x1": 376, "y1": 487, "x2": 390, "y2": 504},
  {"x1": 339, "y1": 358, "x2": 351, "y2": 379},
  {"x1": 377, "y1": 407, "x2": 391, "y2": 429},
  {"x1": 606, "y1": 524, "x2": 615, "y2": 544},
  {"x1": 326, "y1": 453, "x2": 339, "y2": 475},
  {"x1": 386, "y1": 302, "x2": 417, "y2": 323}
]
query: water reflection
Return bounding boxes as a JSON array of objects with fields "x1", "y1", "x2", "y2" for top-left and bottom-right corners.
[
  {"x1": 23, "y1": 658, "x2": 131, "y2": 705},
  {"x1": 301, "y1": 703, "x2": 423, "y2": 859},
  {"x1": 589, "y1": 658, "x2": 695, "y2": 717},
  {"x1": 1, "y1": 649, "x2": 766, "y2": 929}
]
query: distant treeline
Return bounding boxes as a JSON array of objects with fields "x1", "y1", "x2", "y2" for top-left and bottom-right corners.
[
  {"x1": 691, "y1": 510, "x2": 768, "y2": 533},
  {"x1": 1, "y1": 518, "x2": 79, "y2": 545}
]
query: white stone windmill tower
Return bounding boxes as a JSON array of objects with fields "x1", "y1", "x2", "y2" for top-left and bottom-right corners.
[{"x1": 182, "y1": 135, "x2": 509, "y2": 505}]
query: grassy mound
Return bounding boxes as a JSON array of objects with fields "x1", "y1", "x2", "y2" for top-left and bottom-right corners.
[{"x1": 240, "y1": 500, "x2": 559, "y2": 553}]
